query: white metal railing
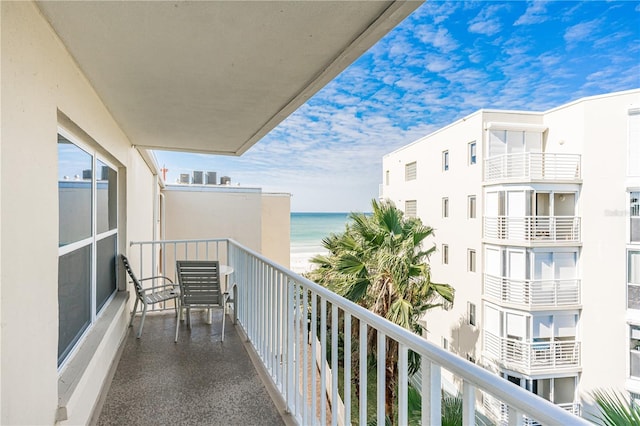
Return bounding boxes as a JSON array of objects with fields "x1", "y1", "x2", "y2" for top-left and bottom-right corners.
[
  {"x1": 484, "y1": 216, "x2": 581, "y2": 242},
  {"x1": 484, "y1": 393, "x2": 580, "y2": 426},
  {"x1": 484, "y1": 152, "x2": 581, "y2": 182},
  {"x1": 484, "y1": 274, "x2": 581, "y2": 307},
  {"x1": 129, "y1": 238, "x2": 589, "y2": 425},
  {"x1": 484, "y1": 331, "x2": 581, "y2": 372}
]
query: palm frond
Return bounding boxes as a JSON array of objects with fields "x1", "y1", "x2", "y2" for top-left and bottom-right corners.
[{"x1": 590, "y1": 389, "x2": 640, "y2": 426}]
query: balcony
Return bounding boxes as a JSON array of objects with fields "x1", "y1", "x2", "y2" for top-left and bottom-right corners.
[
  {"x1": 484, "y1": 331, "x2": 581, "y2": 373},
  {"x1": 484, "y1": 152, "x2": 581, "y2": 183},
  {"x1": 484, "y1": 216, "x2": 581, "y2": 245},
  {"x1": 112, "y1": 238, "x2": 587, "y2": 425},
  {"x1": 484, "y1": 274, "x2": 581, "y2": 309},
  {"x1": 484, "y1": 392, "x2": 580, "y2": 426}
]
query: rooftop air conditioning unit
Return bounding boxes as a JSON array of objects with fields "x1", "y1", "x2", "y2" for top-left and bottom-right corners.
[
  {"x1": 192, "y1": 170, "x2": 204, "y2": 185},
  {"x1": 82, "y1": 169, "x2": 92, "y2": 180},
  {"x1": 179, "y1": 173, "x2": 190, "y2": 184},
  {"x1": 220, "y1": 176, "x2": 231, "y2": 185},
  {"x1": 205, "y1": 171, "x2": 217, "y2": 185}
]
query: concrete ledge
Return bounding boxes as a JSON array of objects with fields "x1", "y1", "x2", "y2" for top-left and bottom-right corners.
[{"x1": 57, "y1": 292, "x2": 129, "y2": 422}]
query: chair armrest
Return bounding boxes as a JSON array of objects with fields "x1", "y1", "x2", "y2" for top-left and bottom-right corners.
[
  {"x1": 138, "y1": 276, "x2": 174, "y2": 284},
  {"x1": 140, "y1": 284, "x2": 179, "y2": 293}
]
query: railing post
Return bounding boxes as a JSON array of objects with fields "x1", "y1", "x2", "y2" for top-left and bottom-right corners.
[
  {"x1": 462, "y1": 380, "x2": 476, "y2": 426},
  {"x1": 398, "y1": 344, "x2": 408, "y2": 426},
  {"x1": 359, "y1": 321, "x2": 367, "y2": 425},
  {"x1": 508, "y1": 406, "x2": 524, "y2": 426},
  {"x1": 377, "y1": 331, "x2": 386, "y2": 426},
  {"x1": 422, "y1": 358, "x2": 441, "y2": 426},
  {"x1": 286, "y1": 280, "x2": 295, "y2": 414}
]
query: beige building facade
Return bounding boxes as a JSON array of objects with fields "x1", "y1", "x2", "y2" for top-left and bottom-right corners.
[{"x1": 382, "y1": 89, "x2": 640, "y2": 420}]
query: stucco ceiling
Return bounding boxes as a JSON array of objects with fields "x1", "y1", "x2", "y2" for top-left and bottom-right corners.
[{"x1": 37, "y1": 1, "x2": 421, "y2": 156}]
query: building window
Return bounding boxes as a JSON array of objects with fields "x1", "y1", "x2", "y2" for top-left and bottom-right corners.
[
  {"x1": 631, "y1": 325, "x2": 640, "y2": 378},
  {"x1": 405, "y1": 200, "x2": 417, "y2": 218},
  {"x1": 442, "y1": 197, "x2": 449, "y2": 218},
  {"x1": 631, "y1": 191, "x2": 639, "y2": 243},
  {"x1": 58, "y1": 132, "x2": 118, "y2": 367},
  {"x1": 468, "y1": 249, "x2": 476, "y2": 272},
  {"x1": 405, "y1": 161, "x2": 417, "y2": 181},
  {"x1": 469, "y1": 141, "x2": 477, "y2": 165},
  {"x1": 442, "y1": 244, "x2": 449, "y2": 265},
  {"x1": 442, "y1": 337, "x2": 449, "y2": 350},
  {"x1": 468, "y1": 302, "x2": 476, "y2": 326},
  {"x1": 385, "y1": 170, "x2": 390, "y2": 185},
  {"x1": 443, "y1": 150, "x2": 449, "y2": 171},
  {"x1": 629, "y1": 108, "x2": 640, "y2": 176},
  {"x1": 630, "y1": 251, "x2": 640, "y2": 310},
  {"x1": 468, "y1": 195, "x2": 477, "y2": 219}
]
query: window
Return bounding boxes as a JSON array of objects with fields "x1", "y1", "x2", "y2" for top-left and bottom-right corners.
[
  {"x1": 405, "y1": 161, "x2": 417, "y2": 181},
  {"x1": 405, "y1": 200, "x2": 417, "y2": 218},
  {"x1": 468, "y1": 302, "x2": 476, "y2": 326},
  {"x1": 469, "y1": 141, "x2": 477, "y2": 165},
  {"x1": 443, "y1": 151, "x2": 449, "y2": 171},
  {"x1": 58, "y1": 132, "x2": 118, "y2": 366},
  {"x1": 629, "y1": 251, "x2": 640, "y2": 310},
  {"x1": 442, "y1": 337, "x2": 449, "y2": 350},
  {"x1": 468, "y1": 249, "x2": 476, "y2": 272},
  {"x1": 385, "y1": 170, "x2": 390, "y2": 185},
  {"x1": 442, "y1": 197, "x2": 449, "y2": 218},
  {"x1": 631, "y1": 191, "x2": 639, "y2": 243},
  {"x1": 442, "y1": 244, "x2": 449, "y2": 265},
  {"x1": 631, "y1": 325, "x2": 640, "y2": 378},
  {"x1": 468, "y1": 195, "x2": 477, "y2": 219},
  {"x1": 630, "y1": 108, "x2": 640, "y2": 176}
]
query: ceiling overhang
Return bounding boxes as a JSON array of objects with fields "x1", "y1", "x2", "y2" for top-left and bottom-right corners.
[{"x1": 37, "y1": 1, "x2": 421, "y2": 156}]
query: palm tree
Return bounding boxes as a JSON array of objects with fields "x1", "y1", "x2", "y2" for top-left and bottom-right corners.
[
  {"x1": 308, "y1": 199, "x2": 454, "y2": 422},
  {"x1": 590, "y1": 389, "x2": 640, "y2": 426}
]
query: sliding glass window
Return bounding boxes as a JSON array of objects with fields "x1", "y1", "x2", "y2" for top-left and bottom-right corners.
[{"x1": 58, "y1": 133, "x2": 118, "y2": 366}]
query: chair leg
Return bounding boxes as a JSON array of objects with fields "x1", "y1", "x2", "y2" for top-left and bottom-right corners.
[
  {"x1": 128, "y1": 297, "x2": 139, "y2": 328},
  {"x1": 175, "y1": 305, "x2": 181, "y2": 343},
  {"x1": 137, "y1": 304, "x2": 147, "y2": 338}
]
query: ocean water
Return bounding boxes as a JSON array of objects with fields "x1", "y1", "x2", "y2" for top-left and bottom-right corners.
[{"x1": 290, "y1": 212, "x2": 350, "y2": 273}]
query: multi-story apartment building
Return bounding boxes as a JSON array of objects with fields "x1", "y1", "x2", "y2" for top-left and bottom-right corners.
[{"x1": 381, "y1": 89, "x2": 640, "y2": 421}]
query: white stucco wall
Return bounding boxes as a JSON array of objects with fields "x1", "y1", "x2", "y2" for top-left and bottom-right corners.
[
  {"x1": 1, "y1": 2, "x2": 156, "y2": 424},
  {"x1": 261, "y1": 193, "x2": 291, "y2": 268},
  {"x1": 382, "y1": 112, "x2": 485, "y2": 360}
]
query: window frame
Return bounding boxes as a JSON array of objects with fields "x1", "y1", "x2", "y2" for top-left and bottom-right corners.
[
  {"x1": 631, "y1": 191, "x2": 639, "y2": 243},
  {"x1": 443, "y1": 150, "x2": 449, "y2": 171},
  {"x1": 469, "y1": 141, "x2": 477, "y2": 165},
  {"x1": 57, "y1": 127, "x2": 119, "y2": 367},
  {"x1": 468, "y1": 195, "x2": 477, "y2": 219},
  {"x1": 405, "y1": 200, "x2": 417, "y2": 218},
  {"x1": 468, "y1": 302, "x2": 477, "y2": 326},
  {"x1": 442, "y1": 197, "x2": 449, "y2": 218},
  {"x1": 442, "y1": 244, "x2": 449, "y2": 265},
  {"x1": 405, "y1": 161, "x2": 417, "y2": 181},
  {"x1": 468, "y1": 249, "x2": 477, "y2": 272}
]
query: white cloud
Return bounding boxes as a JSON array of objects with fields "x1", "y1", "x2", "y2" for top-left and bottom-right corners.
[
  {"x1": 564, "y1": 19, "x2": 603, "y2": 45},
  {"x1": 514, "y1": 1, "x2": 549, "y2": 26},
  {"x1": 468, "y1": 4, "x2": 507, "y2": 36}
]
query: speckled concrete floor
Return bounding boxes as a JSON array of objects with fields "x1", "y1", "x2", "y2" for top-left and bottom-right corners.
[{"x1": 96, "y1": 310, "x2": 285, "y2": 426}]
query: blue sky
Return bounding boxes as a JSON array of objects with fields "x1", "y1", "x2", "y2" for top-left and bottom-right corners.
[{"x1": 155, "y1": 1, "x2": 640, "y2": 212}]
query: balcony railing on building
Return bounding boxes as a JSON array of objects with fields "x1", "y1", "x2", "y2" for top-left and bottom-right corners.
[
  {"x1": 484, "y1": 274, "x2": 581, "y2": 308},
  {"x1": 484, "y1": 152, "x2": 581, "y2": 182},
  {"x1": 128, "y1": 238, "x2": 588, "y2": 426},
  {"x1": 484, "y1": 216, "x2": 581, "y2": 243},
  {"x1": 483, "y1": 392, "x2": 580, "y2": 426},
  {"x1": 484, "y1": 331, "x2": 581, "y2": 372}
]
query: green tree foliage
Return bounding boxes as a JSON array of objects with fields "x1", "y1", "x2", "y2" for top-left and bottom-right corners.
[
  {"x1": 590, "y1": 389, "x2": 640, "y2": 426},
  {"x1": 308, "y1": 199, "x2": 455, "y2": 422}
]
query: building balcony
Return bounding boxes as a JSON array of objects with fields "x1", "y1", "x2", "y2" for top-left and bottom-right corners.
[
  {"x1": 484, "y1": 330, "x2": 581, "y2": 373},
  {"x1": 105, "y1": 238, "x2": 587, "y2": 425},
  {"x1": 484, "y1": 274, "x2": 581, "y2": 309},
  {"x1": 484, "y1": 392, "x2": 581, "y2": 426},
  {"x1": 484, "y1": 216, "x2": 581, "y2": 245},
  {"x1": 484, "y1": 152, "x2": 582, "y2": 183}
]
